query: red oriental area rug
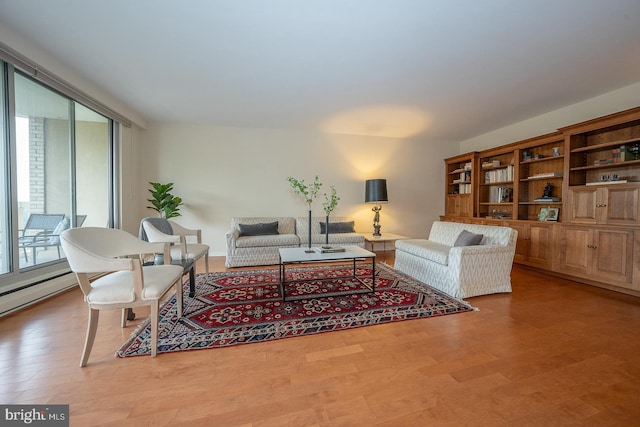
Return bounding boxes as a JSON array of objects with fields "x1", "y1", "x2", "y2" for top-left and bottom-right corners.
[{"x1": 116, "y1": 263, "x2": 475, "y2": 357}]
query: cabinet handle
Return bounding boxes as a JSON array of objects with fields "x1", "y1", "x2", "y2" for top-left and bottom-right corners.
[{"x1": 587, "y1": 244, "x2": 598, "y2": 249}]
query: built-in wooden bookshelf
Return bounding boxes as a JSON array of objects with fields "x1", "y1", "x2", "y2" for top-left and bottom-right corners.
[
  {"x1": 442, "y1": 106, "x2": 640, "y2": 297},
  {"x1": 444, "y1": 152, "x2": 477, "y2": 217}
]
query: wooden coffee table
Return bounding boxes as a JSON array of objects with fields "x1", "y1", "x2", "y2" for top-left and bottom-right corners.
[{"x1": 278, "y1": 245, "x2": 376, "y2": 302}]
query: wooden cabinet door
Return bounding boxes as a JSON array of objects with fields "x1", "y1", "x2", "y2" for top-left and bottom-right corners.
[
  {"x1": 445, "y1": 194, "x2": 459, "y2": 216},
  {"x1": 506, "y1": 221, "x2": 554, "y2": 269},
  {"x1": 527, "y1": 222, "x2": 554, "y2": 269},
  {"x1": 459, "y1": 194, "x2": 472, "y2": 217},
  {"x1": 602, "y1": 186, "x2": 640, "y2": 226},
  {"x1": 591, "y1": 228, "x2": 635, "y2": 288},
  {"x1": 446, "y1": 194, "x2": 473, "y2": 217},
  {"x1": 566, "y1": 187, "x2": 598, "y2": 224},
  {"x1": 558, "y1": 226, "x2": 592, "y2": 277}
]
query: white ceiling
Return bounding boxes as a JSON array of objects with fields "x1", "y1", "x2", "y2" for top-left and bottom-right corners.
[{"x1": 1, "y1": 0, "x2": 640, "y2": 141}]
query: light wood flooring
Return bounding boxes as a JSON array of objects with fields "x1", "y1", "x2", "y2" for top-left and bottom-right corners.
[{"x1": 1, "y1": 253, "x2": 640, "y2": 426}]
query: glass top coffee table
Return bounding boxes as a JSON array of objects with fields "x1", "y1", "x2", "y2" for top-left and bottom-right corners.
[{"x1": 278, "y1": 245, "x2": 376, "y2": 302}]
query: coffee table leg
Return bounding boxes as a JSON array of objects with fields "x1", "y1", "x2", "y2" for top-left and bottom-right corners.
[
  {"x1": 189, "y1": 266, "x2": 196, "y2": 297},
  {"x1": 279, "y1": 256, "x2": 286, "y2": 301},
  {"x1": 372, "y1": 256, "x2": 376, "y2": 292}
]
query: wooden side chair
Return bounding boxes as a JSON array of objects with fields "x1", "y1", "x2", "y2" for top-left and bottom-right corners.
[
  {"x1": 60, "y1": 227, "x2": 184, "y2": 367},
  {"x1": 139, "y1": 218, "x2": 210, "y2": 273}
]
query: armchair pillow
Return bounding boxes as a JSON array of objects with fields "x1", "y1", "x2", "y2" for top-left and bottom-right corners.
[{"x1": 454, "y1": 230, "x2": 484, "y2": 247}]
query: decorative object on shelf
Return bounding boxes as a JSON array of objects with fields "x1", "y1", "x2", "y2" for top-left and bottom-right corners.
[
  {"x1": 628, "y1": 144, "x2": 640, "y2": 160},
  {"x1": 489, "y1": 209, "x2": 510, "y2": 219},
  {"x1": 522, "y1": 149, "x2": 531, "y2": 162},
  {"x1": 365, "y1": 179, "x2": 388, "y2": 236},
  {"x1": 147, "y1": 182, "x2": 183, "y2": 218},
  {"x1": 538, "y1": 207, "x2": 559, "y2": 222},
  {"x1": 534, "y1": 182, "x2": 560, "y2": 202},
  {"x1": 287, "y1": 175, "x2": 322, "y2": 252},
  {"x1": 322, "y1": 185, "x2": 340, "y2": 245},
  {"x1": 552, "y1": 147, "x2": 560, "y2": 157}
]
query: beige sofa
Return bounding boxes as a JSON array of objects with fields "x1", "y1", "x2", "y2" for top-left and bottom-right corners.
[
  {"x1": 394, "y1": 221, "x2": 517, "y2": 299},
  {"x1": 225, "y1": 216, "x2": 364, "y2": 267}
]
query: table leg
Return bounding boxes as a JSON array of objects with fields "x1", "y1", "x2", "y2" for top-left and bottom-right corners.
[
  {"x1": 372, "y1": 255, "x2": 376, "y2": 292},
  {"x1": 188, "y1": 265, "x2": 196, "y2": 297}
]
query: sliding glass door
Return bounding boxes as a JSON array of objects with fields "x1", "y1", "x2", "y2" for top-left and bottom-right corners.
[
  {"x1": 0, "y1": 64, "x2": 8, "y2": 275},
  {"x1": 15, "y1": 73, "x2": 72, "y2": 268},
  {"x1": 0, "y1": 65, "x2": 118, "y2": 295},
  {"x1": 75, "y1": 103, "x2": 110, "y2": 229}
]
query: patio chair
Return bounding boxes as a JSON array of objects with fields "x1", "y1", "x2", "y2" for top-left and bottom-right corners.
[
  {"x1": 18, "y1": 213, "x2": 66, "y2": 263},
  {"x1": 60, "y1": 227, "x2": 184, "y2": 367}
]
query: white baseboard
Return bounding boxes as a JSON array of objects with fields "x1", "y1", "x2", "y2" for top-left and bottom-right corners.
[{"x1": 0, "y1": 273, "x2": 77, "y2": 317}]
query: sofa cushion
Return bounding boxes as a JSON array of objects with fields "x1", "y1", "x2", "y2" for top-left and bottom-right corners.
[
  {"x1": 319, "y1": 221, "x2": 355, "y2": 234},
  {"x1": 396, "y1": 239, "x2": 450, "y2": 265},
  {"x1": 239, "y1": 221, "x2": 279, "y2": 236},
  {"x1": 235, "y1": 233, "x2": 300, "y2": 249},
  {"x1": 454, "y1": 230, "x2": 483, "y2": 247},
  {"x1": 309, "y1": 232, "x2": 364, "y2": 245},
  {"x1": 296, "y1": 216, "x2": 359, "y2": 244}
]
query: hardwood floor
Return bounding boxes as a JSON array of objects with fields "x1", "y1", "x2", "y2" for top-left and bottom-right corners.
[{"x1": 1, "y1": 253, "x2": 640, "y2": 426}]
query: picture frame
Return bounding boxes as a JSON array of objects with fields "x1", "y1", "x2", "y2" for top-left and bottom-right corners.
[
  {"x1": 546, "y1": 207, "x2": 559, "y2": 221},
  {"x1": 538, "y1": 207, "x2": 559, "y2": 221}
]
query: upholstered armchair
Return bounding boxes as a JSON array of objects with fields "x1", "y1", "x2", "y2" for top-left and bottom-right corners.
[
  {"x1": 139, "y1": 218, "x2": 210, "y2": 273},
  {"x1": 60, "y1": 227, "x2": 184, "y2": 367}
]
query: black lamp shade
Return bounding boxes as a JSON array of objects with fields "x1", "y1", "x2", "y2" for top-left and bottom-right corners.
[{"x1": 365, "y1": 179, "x2": 388, "y2": 203}]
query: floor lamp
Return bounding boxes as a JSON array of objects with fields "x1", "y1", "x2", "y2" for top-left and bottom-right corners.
[{"x1": 365, "y1": 179, "x2": 388, "y2": 236}]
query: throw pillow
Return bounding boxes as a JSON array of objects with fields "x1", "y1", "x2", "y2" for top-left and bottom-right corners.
[
  {"x1": 319, "y1": 221, "x2": 355, "y2": 234},
  {"x1": 239, "y1": 222, "x2": 279, "y2": 236},
  {"x1": 454, "y1": 229, "x2": 483, "y2": 247}
]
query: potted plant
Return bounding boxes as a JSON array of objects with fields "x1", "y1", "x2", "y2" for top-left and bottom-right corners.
[
  {"x1": 147, "y1": 182, "x2": 183, "y2": 218},
  {"x1": 322, "y1": 185, "x2": 340, "y2": 245},
  {"x1": 287, "y1": 175, "x2": 322, "y2": 252}
]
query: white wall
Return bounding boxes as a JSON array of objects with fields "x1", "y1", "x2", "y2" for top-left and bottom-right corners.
[
  {"x1": 459, "y1": 81, "x2": 640, "y2": 152},
  {"x1": 138, "y1": 124, "x2": 457, "y2": 255}
]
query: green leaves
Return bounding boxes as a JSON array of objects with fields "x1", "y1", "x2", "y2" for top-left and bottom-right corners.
[
  {"x1": 287, "y1": 175, "x2": 340, "y2": 214},
  {"x1": 287, "y1": 175, "x2": 322, "y2": 208},
  {"x1": 322, "y1": 185, "x2": 340, "y2": 215},
  {"x1": 147, "y1": 182, "x2": 183, "y2": 218}
]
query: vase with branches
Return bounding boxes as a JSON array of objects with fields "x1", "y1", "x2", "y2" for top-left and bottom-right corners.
[
  {"x1": 322, "y1": 185, "x2": 340, "y2": 245},
  {"x1": 287, "y1": 175, "x2": 322, "y2": 252}
]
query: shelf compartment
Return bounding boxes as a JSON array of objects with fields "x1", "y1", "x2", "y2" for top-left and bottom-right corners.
[
  {"x1": 570, "y1": 136, "x2": 640, "y2": 153},
  {"x1": 520, "y1": 155, "x2": 564, "y2": 165},
  {"x1": 570, "y1": 159, "x2": 640, "y2": 171}
]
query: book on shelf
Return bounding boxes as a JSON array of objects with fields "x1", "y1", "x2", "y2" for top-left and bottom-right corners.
[
  {"x1": 484, "y1": 165, "x2": 514, "y2": 183},
  {"x1": 534, "y1": 197, "x2": 561, "y2": 202},
  {"x1": 459, "y1": 183, "x2": 472, "y2": 194},
  {"x1": 314, "y1": 246, "x2": 346, "y2": 253},
  {"x1": 482, "y1": 160, "x2": 501, "y2": 169}
]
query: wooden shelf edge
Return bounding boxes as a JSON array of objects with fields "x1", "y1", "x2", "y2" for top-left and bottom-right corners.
[{"x1": 570, "y1": 137, "x2": 640, "y2": 153}]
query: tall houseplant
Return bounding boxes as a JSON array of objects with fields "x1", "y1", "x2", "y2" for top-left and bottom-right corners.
[
  {"x1": 322, "y1": 185, "x2": 340, "y2": 245},
  {"x1": 287, "y1": 175, "x2": 322, "y2": 252},
  {"x1": 147, "y1": 182, "x2": 183, "y2": 218}
]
